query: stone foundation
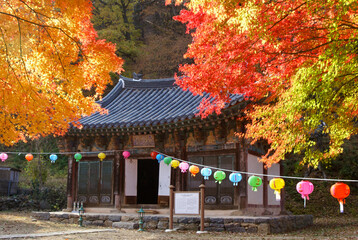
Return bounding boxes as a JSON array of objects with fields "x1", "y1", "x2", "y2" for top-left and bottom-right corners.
[{"x1": 31, "y1": 212, "x2": 313, "y2": 234}]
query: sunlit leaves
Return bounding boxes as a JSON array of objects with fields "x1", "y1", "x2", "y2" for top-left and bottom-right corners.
[
  {"x1": 172, "y1": 0, "x2": 358, "y2": 166},
  {"x1": 0, "y1": 0, "x2": 124, "y2": 146}
]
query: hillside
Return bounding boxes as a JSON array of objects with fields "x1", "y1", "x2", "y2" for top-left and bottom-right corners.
[{"x1": 92, "y1": 0, "x2": 192, "y2": 79}]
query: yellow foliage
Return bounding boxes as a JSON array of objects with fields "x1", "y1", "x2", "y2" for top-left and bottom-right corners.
[{"x1": 0, "y1": 0, "x2": 124, "y2": 146}]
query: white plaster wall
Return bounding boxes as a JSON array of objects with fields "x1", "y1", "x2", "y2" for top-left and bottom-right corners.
[
  {"x1": 125, "y1": 159, "x2": 137, "y2": 196},
  {"x1": 158, "y1": 160, "x2": 171, "y2": 196},
  {"x1": 247, "y1": 154, "x2": 263, "y2": 205},
  {"x1": 267, "y1": 163, "x2": 281, "y2": 205}
]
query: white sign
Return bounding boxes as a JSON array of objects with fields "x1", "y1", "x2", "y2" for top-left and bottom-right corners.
[{"x1": 174, "y1": 192, "x2": 200, "y2": 215}]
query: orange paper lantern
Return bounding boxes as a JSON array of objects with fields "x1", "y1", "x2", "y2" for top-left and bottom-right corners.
[
  {"x1": 25, "y1": 153, "x2": 33, "y2": 162},
  {"x1": 189, "y1": 165, "x2": 199, "y2": 177},
  {"x1": 330, "y1": 182, "x2": 350, "y2": 213}
]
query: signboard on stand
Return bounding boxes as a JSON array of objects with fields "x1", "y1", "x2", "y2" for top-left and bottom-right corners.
[
  {"x1": 166, "y1": 185, "x2": 206, "y2": 234},
  {"x1": 174, "y1": 192, "x2": 200, "y2": 215}
]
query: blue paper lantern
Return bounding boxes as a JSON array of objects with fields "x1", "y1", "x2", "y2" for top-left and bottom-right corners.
[
  {"x1": 229, "y1": 172, "x2": 242, "y2": 186},
  {"x1": 156, "y1": 154, "x2": 164, "y2": 163},
  {"x1": 50, "y1": 154, "x2": 58, "y2": 163},
  {"x1": 201, "y1": 168, "x2": 212, "y2": 180}
]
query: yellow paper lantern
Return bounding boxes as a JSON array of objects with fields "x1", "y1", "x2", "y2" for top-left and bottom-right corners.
[
  {"x1": 269, "y1": 178, "x2": 285, "y2": 201},
  {"x1": 98, "y1": 152, "x2": 106, "y2": 161},
  {"x1": 171, "y1": 160, "x2": 180, "y2": 168}
]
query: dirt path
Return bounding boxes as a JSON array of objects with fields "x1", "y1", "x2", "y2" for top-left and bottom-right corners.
[{"x1": 1, "y1": 212, "x2": 357, "y2": 239}]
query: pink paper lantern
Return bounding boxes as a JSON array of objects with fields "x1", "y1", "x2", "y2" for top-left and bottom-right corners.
[
  {"x1": 179, "y1": 162, "x2": 189, "y2": 173},
  {"x1": 296, "y1": 180, "x2": 314, "y2": 207},
  {"x1": 0, "y1": 153, "x2": 8, "y2": 162},
  {"x1": 122, "y1": 151, "x2": 130, "y2": 159}
]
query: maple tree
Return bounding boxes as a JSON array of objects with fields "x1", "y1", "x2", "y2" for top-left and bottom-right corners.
[
  {"x1": 170, "y1": 0, "x2": 358, "y2": 166},
  {"x1": 0, "y1": 0, "x2": 123, "y2": 146}
]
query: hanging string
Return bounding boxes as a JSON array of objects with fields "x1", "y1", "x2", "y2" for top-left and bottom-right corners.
[
  {"x1": 0, "y1": 150, "x2": 123, "y2": 155},
  {"x1": 156, "y1": 151, "x2": 358, "y2": 183},
  {"x1": 2, "y1": 149, "x2": 358, "y2": 182}
]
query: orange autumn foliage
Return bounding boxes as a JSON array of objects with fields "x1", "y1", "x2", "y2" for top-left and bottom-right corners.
[
  {"x1": 170, "y1": 0, "x2": 358, "y2": 166},
  {"x1": 0, "y1": 0, "x2": 123, "y2": 146}
]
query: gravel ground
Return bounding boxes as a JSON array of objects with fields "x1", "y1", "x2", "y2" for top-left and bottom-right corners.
[{"x1": 1, "y1": 212, "x2": 358, "y2": 240}]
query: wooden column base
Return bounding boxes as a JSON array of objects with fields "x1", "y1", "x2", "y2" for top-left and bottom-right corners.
[
  {"x1": 115, "y1": 194, "x2": 121, "y2": 210},
  {"x1": 63, "y1": 196, "x2": 73, "y2": 212}
]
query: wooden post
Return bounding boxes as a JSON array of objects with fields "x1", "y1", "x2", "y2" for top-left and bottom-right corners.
[
  {"x1": 169, "y1": 185, "x2": 174, "y2": 229},
  {"x1": 199, "y1": 184, "x2": 205, "y2": 232},
  {"x1": 165, "y1": 185, "x2": 175, "y2": 232}
]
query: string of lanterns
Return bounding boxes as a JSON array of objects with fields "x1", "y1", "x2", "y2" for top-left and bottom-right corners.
[
  {"x1": 151, "y1": 151, "x2": 354, "y2": 213},
  {"x1": 0, "y1": 150, "x2": 131, "y2": 164},
  {"x1": 0, "y1": 149, "x2": 355, "y2": 213}
]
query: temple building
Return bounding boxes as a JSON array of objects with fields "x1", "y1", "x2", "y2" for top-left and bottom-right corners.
[{"x1": 60, "y1": 76, "x2": 282, "y2": 215}]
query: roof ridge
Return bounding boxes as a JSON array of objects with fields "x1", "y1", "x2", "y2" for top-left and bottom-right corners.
[
  {"x1": 120, "y1": 75, "x2": 175, "y2": 82},
  {"x1": 120, "y1": 76, "x2": 176, "y2": 89}
]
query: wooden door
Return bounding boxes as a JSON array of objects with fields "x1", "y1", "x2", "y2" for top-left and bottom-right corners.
[{"x1": 77, "y1": 160, "x2": 113, "y2": 206}]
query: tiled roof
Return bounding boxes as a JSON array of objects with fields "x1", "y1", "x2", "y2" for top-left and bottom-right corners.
[{"x1": 78, "y1": 76, "x2": 244, "y2": 130}]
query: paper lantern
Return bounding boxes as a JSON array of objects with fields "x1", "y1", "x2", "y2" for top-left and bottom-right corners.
[
  {"x1": 189, "y1": 165, "x2": 199, "y2": 177},
  {"x1": 171, "y1": 160, "x2": 180, "y2": 168},
  {"x1": 156, "y1": 154, "x2": 164, "y2": 163},
  {"x1": 0, "y1": 153, "x2": 8, "y2": 162},
  {"x1": 179, "y1": 162, "x2": 189, "y2": 173},
  {"x1": 74, "y1": 153, "x2": 82, "y2": 162},
  {"x1": 163, "y1": 157, "x2": 172, "y2": 166},
  {"x1": 25, "y1": 153, "x2": 33, "y2": 162},
  {"x1": 248, "y1": 176, "x2": 262, "y2": 191},
  {"x1": 49, "y1": 154, "x2": 58, "y2": 163},
  {"x1": 122, "y1": 151, "x2": 130, "y2": 159},
  {"x1": 330, "y1": 182, "x2": 350, "y2": 213},
  {"x1": 151, "y1": 151, "x2": 158, "y2": 160},
  {"x1": 98, "y1": 152, "x2": 106, "y2": 161},
  {"x1": 229, "y1": 173, "x2": 242, "y2": 186},
  {"x1": 201, "y1": 168, "x2": 212, "y2": 180},
  {"x1": 269, "y1": 178, "x2": 285, "y2": 201},
  {"x1": 296, "y1": 181, "x2": 314, "y2": 208},
  {"x1": 214, "y1": 171, "x2": 226, "y2": 184}
]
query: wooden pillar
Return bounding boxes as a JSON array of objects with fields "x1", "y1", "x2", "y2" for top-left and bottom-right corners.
[
  {"x1": 119, "y1": 154, "x2": 125, "y2": 206},
  {"x1": 112, "y1": 135, "x2": 125, "y2": 209},
  {"x1": 174, "y1": 129, "x2": 186, "y2": 191},
  {"x1": 234, "y1": 142, "x2": 240, "y2": 207},
  {"x1": 280, "y1": 163, "x2": 286, "y2": 214},
  {"x1": 114, "y1": 151, "x2": 121, "y2": 210},
  {"x1": 66, "y1": 155, "x2": 74, "y2": 211},
  {"x1": 180, "y1": 144, "x2": 187, "y2": 191},
  {"x1": 72, "y1": 156, "x2": 77, "y2": 203},
  {"x1": 237, "y1": 121, "x2": 248, "y2": 210},
  {"x1": 63, "y1": 136, "x2": 79, "y2": 212},
  {"x1": 263, "y1": 165, "x2": 268, "y2": 209}
]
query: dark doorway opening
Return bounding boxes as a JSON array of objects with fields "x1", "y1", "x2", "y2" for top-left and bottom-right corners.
[{"x1": 137, "y1": 159, "x2": 159, "y2": 204}]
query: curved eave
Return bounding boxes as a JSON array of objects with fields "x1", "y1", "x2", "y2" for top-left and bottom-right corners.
[{"x1": 69, "y1": 100, "x2": 246, "y2": 136}]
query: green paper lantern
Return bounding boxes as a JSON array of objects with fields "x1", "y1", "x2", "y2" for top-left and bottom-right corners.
[
  {"x1": 214, "y1": 170, "x2": 226, "y2": 184},
  {"x1": 74, "y1": 153, "x2": 82, "y2": 162},
  {"x1": 248, "y1": 175, "x2": 262, "y2": 191},
  {"x1": 163, "y1": 157, "x2": 172, "y2": 166}
]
